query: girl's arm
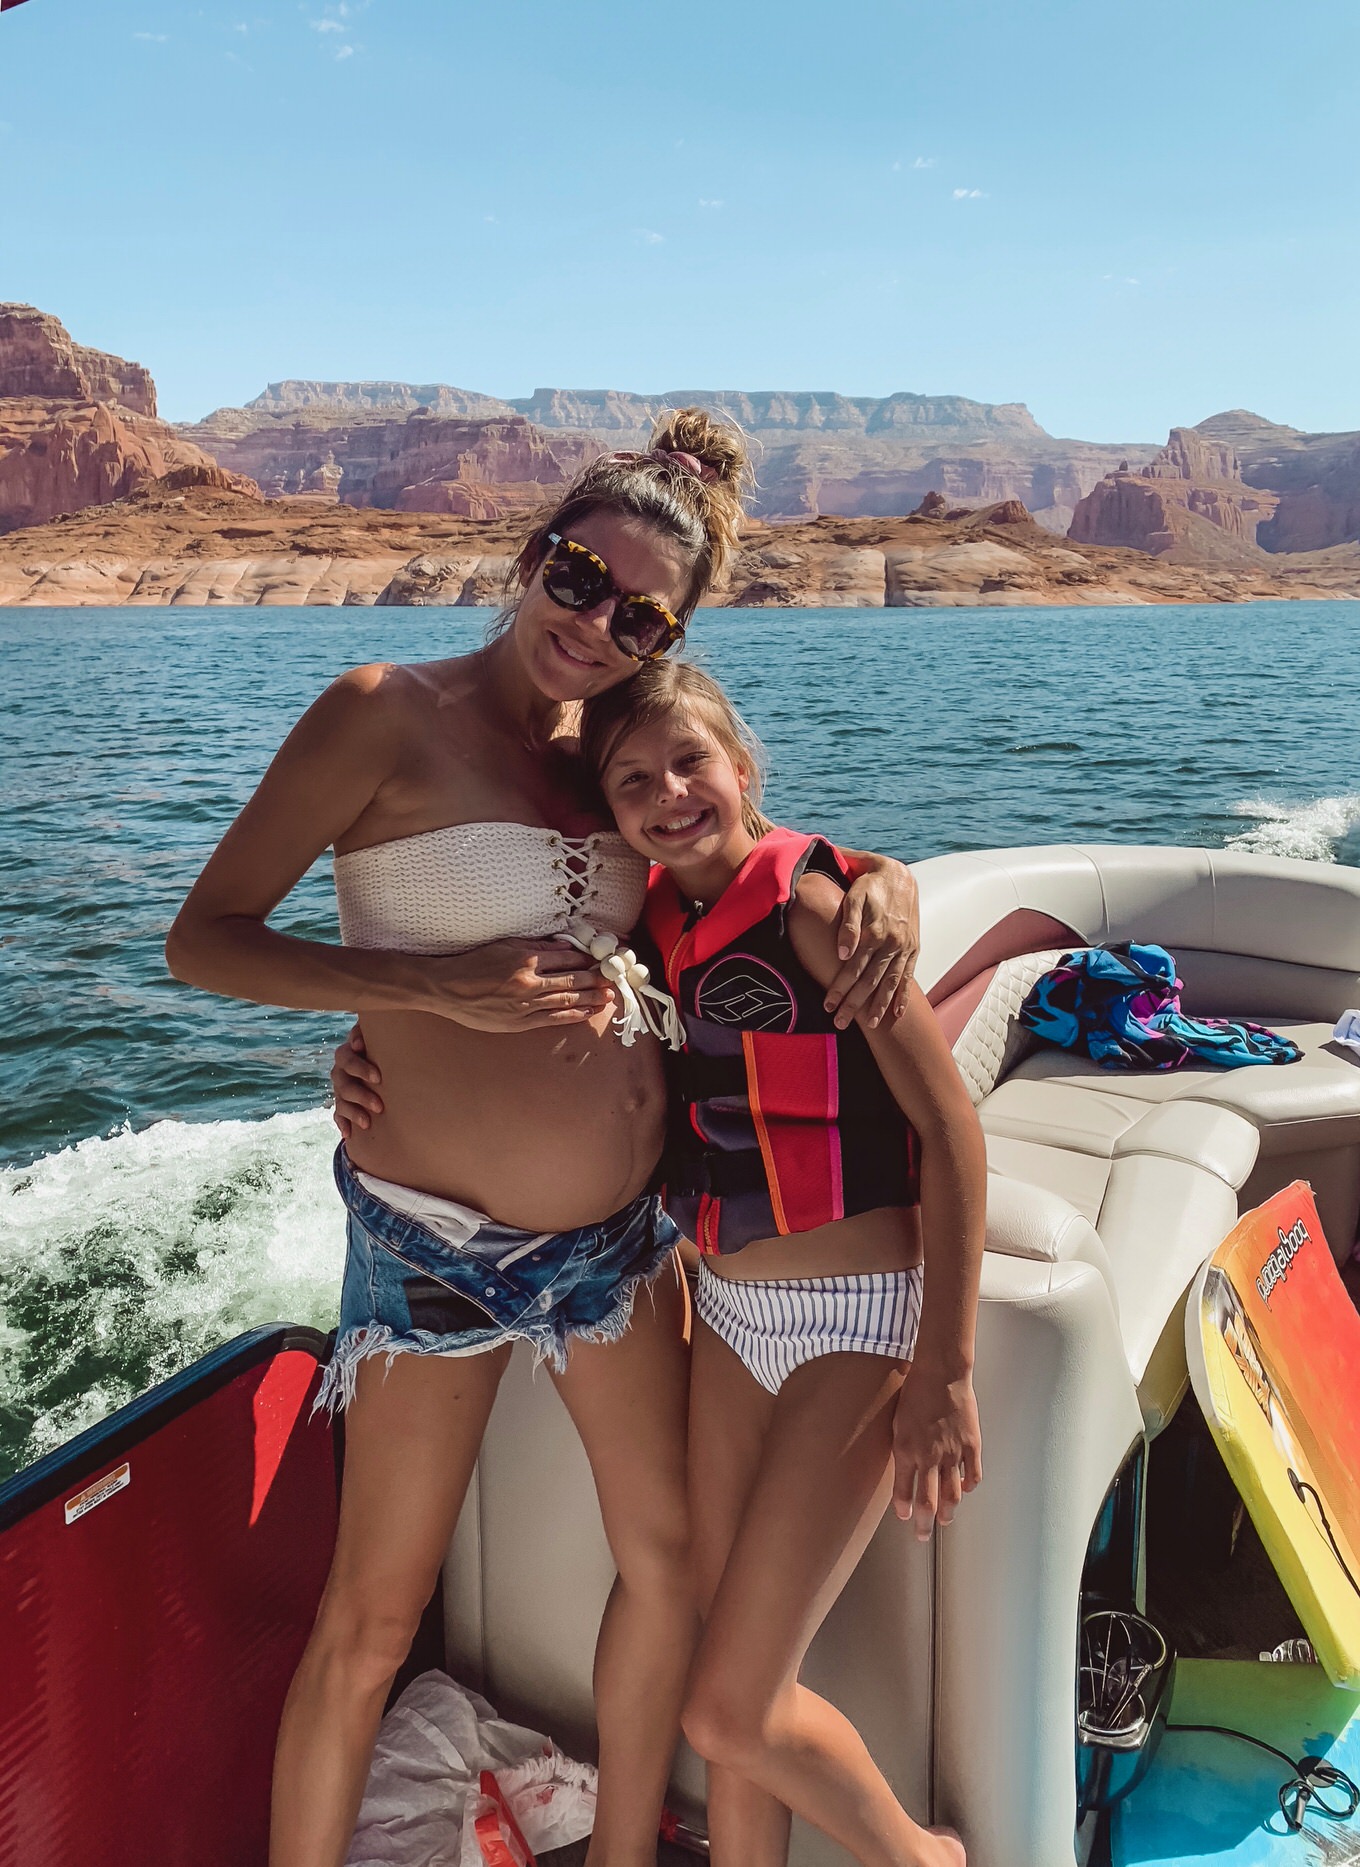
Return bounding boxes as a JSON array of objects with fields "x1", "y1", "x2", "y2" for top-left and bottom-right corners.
[
  {"x1": 788, "y1": 874, "x2": 986, "y2": 1541},
  {"x1": 165, "y1": 666, "x2": 609, "y2": 1031},
  {"x1": 823, "y1": 848, "x2": 920, "y2": 1029}
]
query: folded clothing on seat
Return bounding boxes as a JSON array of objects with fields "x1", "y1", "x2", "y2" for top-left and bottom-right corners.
[{"x1": 1020, "y1": 942, "x2": 1303, "y2": 1072}]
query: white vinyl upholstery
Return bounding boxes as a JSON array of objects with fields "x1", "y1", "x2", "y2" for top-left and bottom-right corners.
[
  {"x1": 436, "y1": 844, "x2": 1360, "y2": 1867},
  {"x1": 921, "y1": 843, "x2": 1360, "y2": 1867},
  {"x1": 933, "y1": 1255, "x2": 1145, "y2": 1863}
]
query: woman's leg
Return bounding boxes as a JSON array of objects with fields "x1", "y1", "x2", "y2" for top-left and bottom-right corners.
[
  {"x1": 682, "y1": 1350, "x2": 961, "y2": 1867},
  {"x1": 687, "y1": 1315, "x2": 789, "y2": 1867},
  {"x1": 270, "y1": 1344, "x2": 511, "y2": 1867},
  {"x1": 549, "y1": 1254, "x2": 694, "y2": 1867}
]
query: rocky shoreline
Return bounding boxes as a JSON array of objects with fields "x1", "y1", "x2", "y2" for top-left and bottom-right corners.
[{"x1": 2, "y1": 481, "x2": 1358, "y2": 609}]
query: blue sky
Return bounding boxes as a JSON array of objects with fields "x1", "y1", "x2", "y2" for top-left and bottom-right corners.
[{"x1": 2, "y1": 0, "x2": 1357, "y2": 441}]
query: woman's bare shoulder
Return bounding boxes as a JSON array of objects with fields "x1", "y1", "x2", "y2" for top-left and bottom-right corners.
[{"x1": 319, "y1": 654, "x2": 478, "y2": 727}]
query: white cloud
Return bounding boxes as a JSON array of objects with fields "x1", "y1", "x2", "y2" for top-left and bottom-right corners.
[
  {"x1": 335, "y1": 42, "x2": 354, "y2": 57},
  {"x1": 891, "y1": 160, "x2": 901, "y2": 172},
  {"x1": 912, "y1": 156, "x2": 936, "y2": 170},
  {"x1": 634, "y1": 229, "x2": 665, "y2": 245},
  {"x1": 311, "y1": 17, "x2": 345, "y2": 29},
  {"x1": 233, "y1": 21, "x2": 249, "y2": 31},
  {"x1": 134, "y1": 31, "x2": 169, "y2": 41},
  {"x1": 952, "y1": 187, "x2": 986, "y2": 199},
  {"x1": 698, "y1": 197, "x2": 724, "y2": 209}
]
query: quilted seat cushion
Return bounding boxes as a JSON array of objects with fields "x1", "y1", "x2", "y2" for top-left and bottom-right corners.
[{"x1": 950, "y1": 949, "x2": 1068, "y2": 1104}]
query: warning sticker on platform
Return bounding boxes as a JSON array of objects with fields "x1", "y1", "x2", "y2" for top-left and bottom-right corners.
[{"x1": 64, "y1": 1462, "x2": 130, "y2": 1524}]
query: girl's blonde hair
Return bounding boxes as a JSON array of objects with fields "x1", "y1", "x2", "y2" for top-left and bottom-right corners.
[
  {"x1": 579, "y1": 659, "x2": 775, "y2": 840},
  {"x1": 503, "y1": 407, "x2": 753, "y2": 623}
]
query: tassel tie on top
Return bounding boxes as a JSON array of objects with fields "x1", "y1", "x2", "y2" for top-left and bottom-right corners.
[{"x1": 564, "y1": 926, "x2": 684, "y2": 1051}]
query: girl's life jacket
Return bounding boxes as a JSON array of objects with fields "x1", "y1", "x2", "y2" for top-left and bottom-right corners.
[{"x1": 641, "y1": 827, "x2": 921, "y2": 1256}]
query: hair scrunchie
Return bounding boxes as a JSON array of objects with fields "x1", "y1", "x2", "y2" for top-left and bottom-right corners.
[{"x1": 659, "y1": 448, "x2": 717, "y2": 483}]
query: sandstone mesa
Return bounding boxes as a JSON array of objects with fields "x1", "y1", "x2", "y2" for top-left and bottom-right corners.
[{"x1": 2, "y1": 303, "x2": 1360, "y2": 607}]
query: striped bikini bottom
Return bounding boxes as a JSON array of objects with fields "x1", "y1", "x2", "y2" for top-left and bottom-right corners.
[{"x1": 694, "y1": 1260, "x2": 924, "y2": 1395}]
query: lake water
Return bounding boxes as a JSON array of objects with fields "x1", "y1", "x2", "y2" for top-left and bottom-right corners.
[{"x1": 1, "y1": 600, "x2": 1358, "y2": 1476}]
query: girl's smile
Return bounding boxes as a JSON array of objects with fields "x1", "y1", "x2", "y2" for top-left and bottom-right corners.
[{"x1": 601, "y1": 715, "x2": 756, "y2": 894}]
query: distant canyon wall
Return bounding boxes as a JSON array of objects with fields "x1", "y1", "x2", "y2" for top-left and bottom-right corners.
[
  {"x1": 181, "y1": 381, "x2": 1147, "y2": 532},
  {"x1": 190, "y1": 413, "x2": 601, "y2": 519}
]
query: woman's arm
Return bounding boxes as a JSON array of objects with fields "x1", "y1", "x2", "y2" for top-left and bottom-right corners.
[
  {"x1": 166, "y1": 666, "x2": 609, "y2": 1031},
  {"x1": 823, "y1": 847, "x2": 920, "y2": 1029},
  {"x1": 788, "y1": 874, "x2": 986, "y2": 1540}
]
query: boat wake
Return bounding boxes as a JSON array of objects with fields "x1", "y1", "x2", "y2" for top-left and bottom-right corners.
[
  {"x1": 0, "y1": 1108, "x2": 342, "y2": 1478},
  {"x1": 1225, "y1": 793, "x2": 1360, "y2": 865}
]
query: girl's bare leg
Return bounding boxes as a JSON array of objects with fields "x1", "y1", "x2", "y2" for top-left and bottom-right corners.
[
  {"x1": 682, "y1": 1350, "x2": 962, "y2": 1867},
  {"x1": 270, "y1": 1344, "x2": 511, "y2": 1867},
  {"x1": 550, "y1": 1254, "x2": 695, "y2": 1867},
  {"x1": 686, "y1": 1318, "x2": 790, "y2": 1867}
]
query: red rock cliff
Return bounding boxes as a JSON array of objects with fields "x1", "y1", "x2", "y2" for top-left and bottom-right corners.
[
  {"x1": 0, "y1": 304, "x2": 211, "y2": 532},
  {"x1": 1068, "y1": 427, "x2": 1278, "y2": 559},
  {"x1": 0, "y1": 304, "x2": 157, "y2": 415}
]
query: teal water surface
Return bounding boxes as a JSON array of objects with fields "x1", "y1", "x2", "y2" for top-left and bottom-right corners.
[{"x1": 1, "y1": 600, "x2": 1357, "y2": 1473}]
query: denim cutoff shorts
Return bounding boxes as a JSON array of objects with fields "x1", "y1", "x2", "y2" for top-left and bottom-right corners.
[{"x1": 316, "y1": 1145, "x2": 681, "y2": 1413}]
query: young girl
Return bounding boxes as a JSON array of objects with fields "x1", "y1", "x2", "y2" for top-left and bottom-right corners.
[{"x1": 579, "y1": 661, "x2": 985, "y2": 1867}]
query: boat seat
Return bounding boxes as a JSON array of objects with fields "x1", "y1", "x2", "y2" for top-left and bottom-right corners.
[
  {"x1": 943, "y1": 944, "x2": 1254, "y2": 1428},
  {"x1": 1008, "y1": 1018, "x2": 1360, "y2": 1259}
]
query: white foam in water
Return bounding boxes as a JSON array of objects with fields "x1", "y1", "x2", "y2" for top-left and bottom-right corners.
[
  {"x1": 0, "y1": 1108, "x2": 343, "y2": 1472},
  {"x1": 1225, "y1": 793, "x2": 1360, "y2": 863}
]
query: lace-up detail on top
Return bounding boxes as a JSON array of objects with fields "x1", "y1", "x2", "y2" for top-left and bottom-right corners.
[{"x1": 334, "y1": 821, "x2": 649, "y2": 955}]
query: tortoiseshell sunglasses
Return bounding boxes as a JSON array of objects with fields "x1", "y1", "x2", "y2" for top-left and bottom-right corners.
[{"x1": 542, "y1": 533, "x2": 686, "y2": 662}]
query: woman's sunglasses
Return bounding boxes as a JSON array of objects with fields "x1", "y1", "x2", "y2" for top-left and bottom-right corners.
[{"x1": 541, "y1": 533, "x2": 686, "y2": 662}]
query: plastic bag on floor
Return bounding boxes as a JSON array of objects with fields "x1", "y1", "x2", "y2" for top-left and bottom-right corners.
[
  {"x1": 345, "y1": 1670, "x2": 597, "y2": 1867},
  {"x1": 461, "y1": 1751, "x2": 599, "y2": 1867}
]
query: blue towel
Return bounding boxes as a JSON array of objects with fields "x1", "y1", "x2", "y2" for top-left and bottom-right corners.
[{"x1": 1019, "y1": 943, "x2": 1302, "y2": 1071}]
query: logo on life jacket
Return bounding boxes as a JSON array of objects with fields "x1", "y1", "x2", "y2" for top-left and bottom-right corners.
[{"x1": 694, "y1": 954, "x2": 798, "y2": 1033}]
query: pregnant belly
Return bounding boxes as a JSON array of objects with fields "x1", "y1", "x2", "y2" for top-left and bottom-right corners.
[{"x1": 342, "y1": 1008, "x2": 667, "y2": 1232}]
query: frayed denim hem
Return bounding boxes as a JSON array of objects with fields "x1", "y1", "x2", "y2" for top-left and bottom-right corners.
[
  {"x1": 311, "y1": 1321, "x2": 516, "y2": 1418},
  {"x1": 312, "y1": 1248, "x2": 673, "y2": 1418}
]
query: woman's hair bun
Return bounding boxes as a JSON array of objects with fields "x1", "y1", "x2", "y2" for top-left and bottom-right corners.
[
  {"x1": 649, "y1": 407, "x2": 753, "y2": 580},
  {"x1": 504, "y1": 403, "x2": 755, "y2": 623}
]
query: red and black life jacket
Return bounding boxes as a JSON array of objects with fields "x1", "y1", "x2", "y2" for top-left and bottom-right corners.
[{"x1": 642, "y1": 826, "x2": 920, "y2": 1256}]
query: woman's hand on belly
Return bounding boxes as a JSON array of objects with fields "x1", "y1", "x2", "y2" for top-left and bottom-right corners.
[{"x1": 411, "y1": 938, "x2": 614, "y2": 1031}]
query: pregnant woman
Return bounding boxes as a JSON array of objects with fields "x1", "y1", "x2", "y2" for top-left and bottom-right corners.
[{"x1": 166, "y1": 411, "x2": 920, "y2": 1867}]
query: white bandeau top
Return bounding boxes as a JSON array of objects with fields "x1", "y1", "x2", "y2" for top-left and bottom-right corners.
[{"x1": 333, "y1": 820, "x2": 650, "y2": 956}]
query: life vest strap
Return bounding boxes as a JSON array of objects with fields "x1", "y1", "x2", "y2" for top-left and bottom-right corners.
[
  {"x1": 674, "y1": 1052, "x2": 748, "y2": 1099},
  {"x1": 666, "y1": 1148, "x2": 769, "y2": 1200}
]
